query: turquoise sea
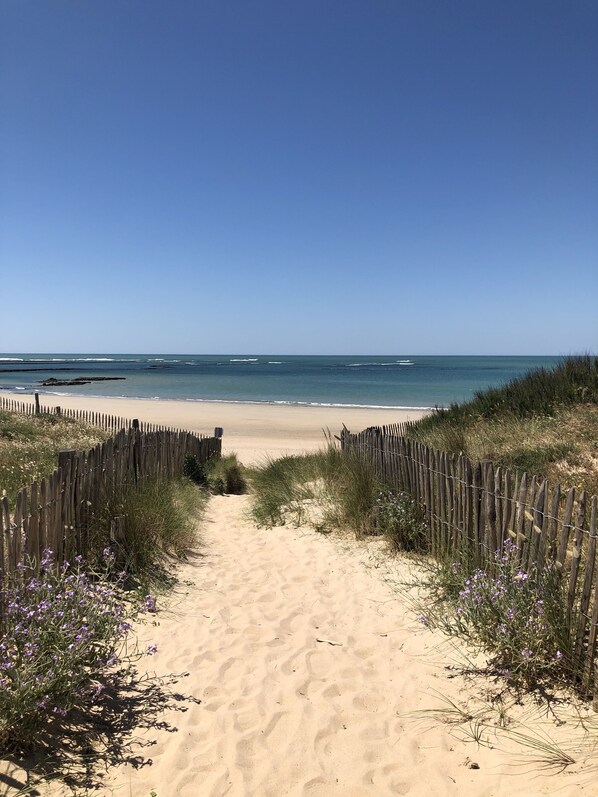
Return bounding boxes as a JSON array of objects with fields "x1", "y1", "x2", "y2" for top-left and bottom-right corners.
[{"x1": 0, "y1": 354, "x2": 563, "y2": 410}]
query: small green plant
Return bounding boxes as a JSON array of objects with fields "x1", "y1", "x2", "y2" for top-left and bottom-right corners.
[
  {"x1": 0, "y1": 549, "x2": 141, "y2": 749},
  {"x1": 373, "y1": 490, "x2": 428, "y2": 552},
  {"x1": 419, "y1": 539, "x2": 570, "y2": 687},
  {"x1": 183, "y1": 453, "x2": 208, "y2": 485}
]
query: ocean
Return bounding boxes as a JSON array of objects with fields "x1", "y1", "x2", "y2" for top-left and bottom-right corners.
[{"x1": 0, "y1": 354, "x2": 563, "y2": 410}]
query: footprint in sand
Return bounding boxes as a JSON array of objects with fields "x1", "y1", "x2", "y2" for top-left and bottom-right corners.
[{"x1": 352, "y1": 689, "x2": 387, "y2": 713}]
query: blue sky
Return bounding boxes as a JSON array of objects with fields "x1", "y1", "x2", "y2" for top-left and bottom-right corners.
[{"x1": 1, "y1": 1, "x2": 596, "y2": 355}]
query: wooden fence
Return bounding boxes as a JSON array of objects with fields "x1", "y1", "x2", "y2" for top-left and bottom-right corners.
[
  {"x1": 1, "y1": 423, "x2": 221, "y2": 596},
  {"x1": 341, "y1": 426, "x2": 598, "y2": 694},
  {"x1": 0, "y1": 394, "x2": 193, "y2": 435}
]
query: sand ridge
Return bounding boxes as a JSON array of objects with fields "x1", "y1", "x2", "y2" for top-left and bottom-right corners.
[{"x1": 104, "y1": 495, "x2": 595, "y2": 797}]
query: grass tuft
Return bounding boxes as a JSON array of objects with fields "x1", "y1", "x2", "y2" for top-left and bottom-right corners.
[
  {"x1": 92, "y1": 477, "x2": 207, "y2": 588},
  {"x1": 184, "y1": 452, "x2": 247, "y2": 495},
  {"x1": 249, "y1": 443, "x2": 431, "y2": 550}
]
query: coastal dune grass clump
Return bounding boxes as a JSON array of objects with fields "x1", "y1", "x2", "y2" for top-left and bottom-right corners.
[
  {"x1": 184, "y1": 451, "x2": 247, "y2": 495},
  {"x1": 0, "y1": 410, "x2": 110, "y2": 501},
  {"x1": 94, "y1": 477, "x2": 207, "y2": 588},
  {"x1": 248, "y1": 441, "x2": 426, "y2": 551},
  {"x1": 408, "y1": 355, "x2": 598, "y2": 494}
]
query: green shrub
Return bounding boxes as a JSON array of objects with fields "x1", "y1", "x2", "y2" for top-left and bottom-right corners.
[
  {"x1": 373, "y1": 490, "x2": 428, "y2": 552},
  {"x1": 183, "y1": 453, "x2": 208, "y2": 485},
  {"x1": 418, "y1": 539, "x2": 570, "y2": 687},
  {"x1": 0, "y1": 550, "x2": 141, "y2": 749}
]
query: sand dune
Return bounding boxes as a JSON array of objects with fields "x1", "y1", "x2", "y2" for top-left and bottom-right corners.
[{"x1": 102, "y1": 495, "x2": 595, "y2": 797}]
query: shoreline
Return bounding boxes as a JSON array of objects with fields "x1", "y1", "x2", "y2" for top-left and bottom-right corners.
[
  {"x1": 0, "y1": 391, "x2": 430, "y2": 463},
  {"x1": 11, "y1": 389, "x2": 436, "y2": 412}
]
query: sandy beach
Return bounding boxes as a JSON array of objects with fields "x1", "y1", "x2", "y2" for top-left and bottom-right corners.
[
  {"x1": 39, "y1": 496, "x2": 597, "y2": 796},
  {"x1": 2, "y1": 392, "x2": 596, "y2": 795},
  {"x1": 0, "y1": 391, "x2": 430, "y2": 463}
]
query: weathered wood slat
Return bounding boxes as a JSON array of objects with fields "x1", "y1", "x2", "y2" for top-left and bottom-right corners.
[
  {"x1": 583, "y1": 497, "x2": 598, "y2": 692},
  {"x1": 339, "y1": 426, "x2": 598, "y2": 695},
  {"x1": 567, "y1": 492, "x2": 586, "y2": 631},
  {"x1": 557, "y1": 488, "x2": 576, "y2": 570},
  {"x1": 576, "y1": 496, "x2": 597, "y2": 686}
]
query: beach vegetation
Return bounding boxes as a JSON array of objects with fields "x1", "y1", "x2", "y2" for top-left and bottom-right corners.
[
  {"x1": 249, "y1": 442, "x2": 422, "y2": 547},
  {"x1": 206, "y1": 452, "x2": 247, "y2": 495},
  {"x1": 184, "y1": 452, "x2": 247, "y2": 495},
  {"x1": 416, "y1": 539, "x2": 570, "y2": 688},
  {"x1": 92, "y1": 477, "x2": 207, "y2": 588},
  {"x1": 183, "y1": 451, "x2": 209, "y2": 485},
  {"x1": 373, "y1": 489, "x2": 428, "y2": 552},
  {"x1": 0, "y1": 548, "x2": 143, "y2": 750},
  {"x1": 408, "y1": 355, "x2": 598, "y2": 494},
  {"x1": 0, "y1": 410, "x2": 109, "y2": 502}
]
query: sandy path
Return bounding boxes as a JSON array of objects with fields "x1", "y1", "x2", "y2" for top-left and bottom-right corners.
[{"x1": 103, "y1": 496, "x2": 595, "y2": 797}]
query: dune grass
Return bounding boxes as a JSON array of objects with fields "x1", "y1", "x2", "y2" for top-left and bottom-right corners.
[
  {"x1": 408, "y1": 355, "x2": 598, "y2": 494},
  {"x1": 248, "y1": 442, "x2": 426, "y2": 551},
  {"x1": 184, "y1": 451, "x2": 248, "y2": 495},
  {"x1": 0, "y1": 410, "x2": 110, "y2": 501},
  {"x1": 93, "y1": 477, "x2": 208, "y2": 589}
]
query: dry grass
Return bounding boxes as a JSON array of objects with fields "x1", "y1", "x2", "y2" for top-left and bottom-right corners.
[
  {"x1": 412, "y1": 404, "x2": 598, "y2": 495},
  {"x1": 0, "y1": 410, "x2": 110, "y2": 502}
]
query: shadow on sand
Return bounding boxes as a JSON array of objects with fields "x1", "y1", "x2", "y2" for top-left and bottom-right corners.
[{"x1": 0, "y1": 665, "x2": 201, "y2": 796}]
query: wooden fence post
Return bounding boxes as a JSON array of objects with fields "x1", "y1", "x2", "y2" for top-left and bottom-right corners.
[{"x1": 58, "y1": 449, "x2": 76, "y2": 472}]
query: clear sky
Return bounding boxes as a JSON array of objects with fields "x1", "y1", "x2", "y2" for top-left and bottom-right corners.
[{"x1": 1, "y1": 1, "x2": 596, "y2": 355}]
